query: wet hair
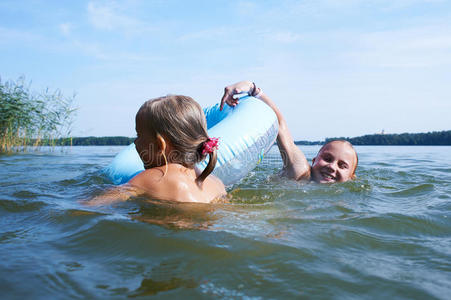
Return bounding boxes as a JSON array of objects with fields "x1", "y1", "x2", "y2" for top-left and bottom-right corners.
[
  {"x1": 318, "y1": 140, "x2": 358, "y2": 176},
  {"x1": 136, "y1": 95, "x2": 217, "y2": 185}
]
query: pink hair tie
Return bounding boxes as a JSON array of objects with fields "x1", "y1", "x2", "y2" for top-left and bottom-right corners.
[{"x1": 202, "y1": 137, "x2": 219, "y2": 155}]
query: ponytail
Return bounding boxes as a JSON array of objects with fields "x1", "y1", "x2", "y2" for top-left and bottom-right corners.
[
  {"x1": 195, "y1": 137, "x2": 219, "y2": 186},
  {"x1": 196, "y1": 149, "x2": 217, "y2": 186}
]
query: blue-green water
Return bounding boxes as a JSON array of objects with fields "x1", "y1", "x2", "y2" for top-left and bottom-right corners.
[{"x1": 1, "y1": 146, "x2": 450, "y2": 299}]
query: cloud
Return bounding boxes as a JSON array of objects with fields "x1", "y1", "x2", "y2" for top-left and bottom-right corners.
[
  {"x1": 0, "y1": 26, "x2": 40, "y2": 44},
  {"x1": 281, "y1": 0, "x2": 447, "y2": 17},
  {"x1": 375, "y1": 0, "x2": 447, "y2": 10},
  {"x1": 178, "y1": 26, "x2": 302, "y2": 47},
  {"x1": 177, "y1": 27, "x2": 236, "y2": 42},
  {"x1": 59, "y1": 23, "x2": 72, "y2": 36},
  {"x1": 346, "y1": 25, "x2": 451, "y2": 67},
  {"x1": 234, "y1": 1, "x2": 258, "y2": 15},
  {"x1": 68, "y1": 38, "x2": 163, "y2": 63},
  {"x1": 265, "y1": 31, "x2": 302, "y2": 43},
  {"x1": 0, "y1": 25, "x2": 106, "y2": 60},
  {"x1": 0, "y1": 24, "x2": 157, "y2": 64},
  {"x1": 86, "y1": 0, "x2": 153, "y2": 35},
  {"x1": 318, "y1": 0, "x2": 446, "y2": 8}
]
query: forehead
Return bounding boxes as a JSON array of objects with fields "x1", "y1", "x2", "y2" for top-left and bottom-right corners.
[{"x1": 319, "y1": 142, "x2": 356, "y2": 163}]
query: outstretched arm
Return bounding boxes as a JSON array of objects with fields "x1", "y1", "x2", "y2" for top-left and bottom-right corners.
[
  {"x1": 82, "y1": 184, "x2": 144, "y2": 206},
  {"x1": 221, "y1": 81, "x2": 311, "y2": 180}
]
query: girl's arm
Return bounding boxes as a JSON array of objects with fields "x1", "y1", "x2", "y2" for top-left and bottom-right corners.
[
  {"x1": 82, "y1": 184, "x2": 144, "y2": 206},
  {"x1": 221, "y1": 81, "x2": 310, "y2": 180}
]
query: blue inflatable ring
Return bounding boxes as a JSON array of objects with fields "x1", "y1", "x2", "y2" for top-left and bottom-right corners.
[{"x1": 104, "y1": 97, "x2": 278, "y2": 186}]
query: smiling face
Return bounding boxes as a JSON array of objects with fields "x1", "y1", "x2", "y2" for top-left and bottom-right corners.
[{"x1": 311, "y1": 141, "x2": 357, "y2": 183}]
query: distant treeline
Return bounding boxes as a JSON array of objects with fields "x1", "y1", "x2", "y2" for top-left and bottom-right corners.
[
  {"x1": 47, "y1": 136, "x2": 135, "y2": 146},
  {"x1": 70, "y1": 136, "x2": 135, "y2": 146},
  {"x1": 42, "y1": 130, "x2": 450, "y2": 146},
  {"x1": 325, "y1": 130, "x2": 451, "y2": 146},
  {"x1": 294, "y1": 140, "x2": 322, "y2": 145}
]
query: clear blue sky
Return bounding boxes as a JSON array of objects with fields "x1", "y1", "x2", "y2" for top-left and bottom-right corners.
[{"x1": 1, "y1": 0, "x2": 450, "y2": 140}]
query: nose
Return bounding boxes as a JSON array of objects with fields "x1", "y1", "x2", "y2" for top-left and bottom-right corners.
[{"x1": 325, "y1": 161, "x2": 338, "y2": 174}]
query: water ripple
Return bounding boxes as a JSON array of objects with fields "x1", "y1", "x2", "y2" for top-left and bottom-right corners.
[
  {"x1": 1, "y1": 146, "x2": 451, "y2": 299},
  {"x1": 385, "y1": 184, "x2": 435, "y2": 197},
  {"x1": 0, "y1": 198, "x2": 47, "y2": 212}
]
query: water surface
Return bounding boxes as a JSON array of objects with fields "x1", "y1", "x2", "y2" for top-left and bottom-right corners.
[{"x1": 1, "y1": 146, "x2": 450, "y2": 299}]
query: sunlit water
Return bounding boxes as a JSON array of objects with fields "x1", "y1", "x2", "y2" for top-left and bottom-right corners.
[{"x1": 1, "y1": 146, "x2": 450, "y2": 299}]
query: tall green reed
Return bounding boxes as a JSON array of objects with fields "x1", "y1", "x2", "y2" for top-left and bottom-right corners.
[{"x1": 0, "y1": 76, "x2": 76, "y2": 153}]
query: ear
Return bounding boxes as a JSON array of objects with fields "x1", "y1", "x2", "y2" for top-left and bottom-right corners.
[{"x1": 156, "y1": 134, "x2": 166, "y2": 153}]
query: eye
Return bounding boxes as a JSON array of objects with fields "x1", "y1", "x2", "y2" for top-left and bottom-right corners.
[
  {"x1": 339, "y1": 161, "x2": 349, "y2": 169},
  {"x1": 323, "y1": 154, "x2": 333, "y2": 162}
]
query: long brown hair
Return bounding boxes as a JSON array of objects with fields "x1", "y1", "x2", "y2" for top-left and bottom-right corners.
[{"x1": 136, "y1": 95, "x2": 217, "y2": 185}]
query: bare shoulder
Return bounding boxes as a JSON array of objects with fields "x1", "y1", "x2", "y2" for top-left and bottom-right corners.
[
  {"x1": 282, "y1": 163, "x2": 311, "y2": 181},
  {"x1": 205, "y1": 174, "x2": 227, "y2": 196},
  {"x1": 171, "y1": 173, "x2": 226, "y2": 203},
  {"x1": 129, "y1": 167, "x2": 226, "y2": 203},
  {"x1": 128, "y1": 168, "x2": 165, "y2": 190}
]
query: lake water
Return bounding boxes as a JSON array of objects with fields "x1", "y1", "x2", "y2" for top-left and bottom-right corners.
[{"x1": 1, "y1": 145, "x2": 450, "y2": 299}]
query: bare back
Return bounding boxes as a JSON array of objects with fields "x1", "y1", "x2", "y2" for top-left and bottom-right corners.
[{"x1": 128, "y1": 163, "x2": 226, "y2": 203}]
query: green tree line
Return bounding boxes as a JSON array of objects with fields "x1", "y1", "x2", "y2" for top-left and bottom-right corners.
[
  {"x1": 325, "y1": 130, "x2": 451, "y2": 146},
  {"x1": 47, "y1": 130, "x2": 450, "y2": 146},
  {"x1": 49, "y1": 136, "x2": 135, "y2": 146}
]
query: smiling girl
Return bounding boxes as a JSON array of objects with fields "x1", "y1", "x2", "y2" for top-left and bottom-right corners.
[{"x1": 221, "y1": 80, "x2": 358, "y2": 183}]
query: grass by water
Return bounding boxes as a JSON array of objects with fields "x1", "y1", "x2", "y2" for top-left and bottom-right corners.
[{"x1": 0, "y1": 76, "x2": 76, "y2": 153}]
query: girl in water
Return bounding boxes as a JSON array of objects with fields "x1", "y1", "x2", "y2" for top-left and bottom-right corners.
[
  {"x1": 88, "y1": 95, "x2": 226, "y2": 205},
  {"x1": 221, "y1": 81, "x2": 358, "y2": 183},
  {"x1": 130, "y1": 95, "x2": 226, "y2": 202}
]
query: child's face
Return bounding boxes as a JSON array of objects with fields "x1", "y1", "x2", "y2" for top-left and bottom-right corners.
[{"x1": 311, "y1": 141, "x2": 357, "y2": 183}]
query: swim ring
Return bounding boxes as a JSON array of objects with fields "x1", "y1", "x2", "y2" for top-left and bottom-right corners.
[{"x1": 104, "y1": 96, "x2": 278, "y2": 186}]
